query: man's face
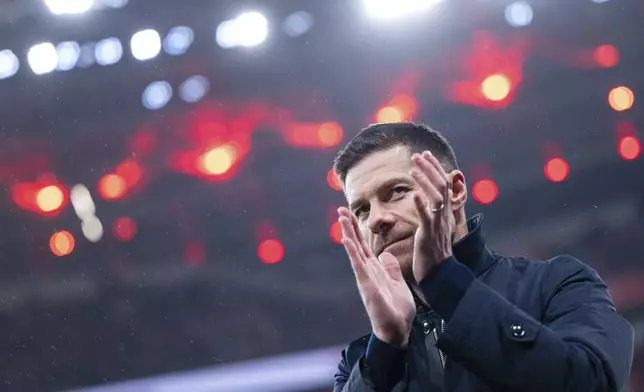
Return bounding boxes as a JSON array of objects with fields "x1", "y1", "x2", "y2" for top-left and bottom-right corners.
[{"x1": 343, "y1": 146, "x2": 420, "y2": 279}]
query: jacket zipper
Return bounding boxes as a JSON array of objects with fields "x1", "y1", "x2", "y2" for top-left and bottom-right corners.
[{"x1": 432, "y1": 319, "x2": 446, "y2": 368}]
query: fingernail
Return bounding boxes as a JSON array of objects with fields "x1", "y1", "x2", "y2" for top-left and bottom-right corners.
[{"x1": 423, "y1": 150, "x2": 432, "y2": 158}]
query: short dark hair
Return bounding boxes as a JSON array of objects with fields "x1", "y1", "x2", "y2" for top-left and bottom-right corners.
[{"x1": 333, "y1": 122, "x2": 459, "y2": 184}]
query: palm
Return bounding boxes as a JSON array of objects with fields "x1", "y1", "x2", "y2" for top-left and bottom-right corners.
[{"x1": 337, "y1": 208, "x2": 415, "y2": 345}]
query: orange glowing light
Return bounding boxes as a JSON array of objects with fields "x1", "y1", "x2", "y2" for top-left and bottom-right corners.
[
  {"x1": 99, "y1": 174, "x2": 127, "y2": 200},
  {"x1": 36, "y1": 185, "x2": 64, "y2": 212},
  {"x1": 544, "y1": 158, "x2": 569, "y2": 183},
  {"x1": 609, "y1": 86, "x2": 635, "y2": 112},
  {"x1": 330, "y1": 221, "x2": 343, "y2": 245},
  {"x1": 377, "y1": 107, "x2": 403, "y2": 123},
  {"x1": 258, "y1": 239, "x2": 284, "y2": 264},
  {"x1": 327, "y1": 169, "x2": 342, "y2": 191},
  {"x1": 50, "y1": 230, "x2": 75, "y2": 257},
  {"x1": 116, "y1": 159, "x2": 142, "y2": 188},
  {"x1": 113, "y1": 217, "x2": 137, "y2": 241},
  {"x1": 481, "y1": 74, "x2": 512, "y2": 102},
  {"x1": 593, "y1": 45, "x2": 619, "y2": 68},
  {"x1": 317, "y1": 122, "x2": 344, "y2": 147},
  {"x1": 619, "y1": 136, "x2": 641, "y2": 160},
  {"x1": 472, "y1": 179, "x2": 498, "y2": 205},
  {"x1": 199, "y1": 144, "x2": 237, "y2": 175}
]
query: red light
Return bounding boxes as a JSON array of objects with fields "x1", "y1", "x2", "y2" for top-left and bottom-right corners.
[
  {"x1": 113, "y1": 217, "x2": 137, "y2": 241},
  {"x1": 544, "y1": 158, "x2": 570, "y2": 183},
  {"x1": 99, "y1": 173, "x2": 127, "y2": 200},
  {"x1": 184, "y1": 242, "x2": 206, "y2": 267},
  {"x1": 619, "y1": 136, "x2": 641, "y2": 160},
  {"x1": 50, "y1": 230, "x2": 75, "y2": 257},
  {"x1": 258, "y1": 239, "x2": 284, "y2": 264},
  {"x1": 11, "y1": 181, "x2": 67, "y2": 216},
  {"x1": 472, "y1": 179, "x2": 498, "y2": 205},
  {"x1": 376, "y1": 94, "x2": 417, "y2": 123},
  {"x1": 116, "y1": 159, "x2": 142, "y2": 188},
  {"x1": 316, "y1": 122, "x2": 344, "y2": 147},
  {"x1": 593, "y1": 45, "x2": 619, "y2": 68},
  {"x1": 327, "y1": 169, "x2": 342, "y2": 191},
  {"x1": 330, "y1": 221, "x2": 343, "y2": 244}
]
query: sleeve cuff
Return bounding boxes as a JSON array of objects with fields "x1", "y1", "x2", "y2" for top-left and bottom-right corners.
[
  {"x1": 364, "y1": 333, "x2": 406, "y2": 390},
  {"x1": 419, "y1": 255, "x2": 475, "y2": 322}
]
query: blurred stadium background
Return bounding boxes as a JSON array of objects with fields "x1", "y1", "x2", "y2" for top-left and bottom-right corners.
[{"x1": 0, "y1": 0, "x2": 643, "y2": 391}]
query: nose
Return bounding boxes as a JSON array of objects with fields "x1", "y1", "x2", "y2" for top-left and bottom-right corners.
[{"x1": 367, "y1": 202, "x2": 395, "y2": 235}]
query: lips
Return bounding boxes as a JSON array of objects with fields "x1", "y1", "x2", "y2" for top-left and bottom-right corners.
[{"x1": 378, "y1": 235, "x2": 413, "y2": 255}]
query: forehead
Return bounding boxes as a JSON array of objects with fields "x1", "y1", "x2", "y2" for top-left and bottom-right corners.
[{"x1": 344, "y1": 146, "x2": 412, "y2": 203}]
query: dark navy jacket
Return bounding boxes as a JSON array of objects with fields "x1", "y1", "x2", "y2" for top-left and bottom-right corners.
[{"x1": 334, "y1": 214, "x2": 634, "y2": 392}]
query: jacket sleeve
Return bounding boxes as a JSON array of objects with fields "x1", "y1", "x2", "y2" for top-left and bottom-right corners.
[
  {"x1": 334, "y1": 338, "x2": 409, "y2": 392},
  {"x1": 418, "y1": 255, "x2": 634, "y2": 392}
]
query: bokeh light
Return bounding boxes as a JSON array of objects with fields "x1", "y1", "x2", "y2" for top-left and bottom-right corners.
[
  {"x1": 619, "y1": 136, "x2": 641, "y2": 160},
  {"x1": 199, "y1": 144, "x2": 237, "y2": 176},
  {"x1": 329, "y1": 221, "x2": 342, "y2": 244},
  {"x1": 481, "y1": 74, "x2": 512, "y2": 102},
  {"x1": 327, "y1": 169, "x2": 342, "y2": 191},
  {"x1": 50, "y1": 231, "x2": 75, "y2": 257},
  {"x1": 113, "y1": 217, "x2": 137, "y2": 241},
  {"x1": 609, "y1": 86, "x2": 635, "y2": 111},
  {"x1": 545, "y1": 158, "x2": 570, "y2": 182},
  {"x1": 594, "y1": 45, "x2": 619, "y2": 68},
  {"x1": 99, "y1": 173, "x2": 127, "y2": 200},
  {"x1": 36, "y1": 185, "x2": 65, "y2": 213},
  {"x1": 472, "y1": 179, "x2": 498, "y2": 204},
  {"x1": 258, "y1": 239, "x2": 284, "y2": 264}
]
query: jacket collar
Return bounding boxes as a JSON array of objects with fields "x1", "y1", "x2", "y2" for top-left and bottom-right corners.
[{"x1": 453, "y1": 213, "x2": 497, "y2": 277}]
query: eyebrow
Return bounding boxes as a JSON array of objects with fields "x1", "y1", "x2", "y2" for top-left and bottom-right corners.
[{"x1": 349, "y1": 176, "x2": 414, "y2": 213}]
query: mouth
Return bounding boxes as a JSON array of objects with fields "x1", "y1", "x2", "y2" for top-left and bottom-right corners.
[{"x1": 378, "y1": 235, "x2": 413, "y2": 256}]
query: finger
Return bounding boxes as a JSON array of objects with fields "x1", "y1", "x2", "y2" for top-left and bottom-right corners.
[
  {"x1": 410, "y1": 167, "x2": 443, "y2": 204},
  {"x1": 413, "y1": 153, "x2": 447, "y2": 194},
  {"x1": 339, "y1": 207, "x2": 374, "y2": 260},
  {"x1": 413, "y1": 191, "x2": 433, "y2": 226},
  {"x1": 342, "y1": 237, "x2": 370, "y2": 283},
  {"x1": 379, "y1": 252, "x2": 405, "y2": 283},
  {"x1": 339, "y1": 215, "x2": 371, "y2": 265},
  {"x1": 422, "y1": 150, "x2": 450, "y2": 183}
]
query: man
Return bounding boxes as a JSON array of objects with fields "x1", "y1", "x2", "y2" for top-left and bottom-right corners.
[{"x1": 332, "y1": 122, "x2": 634, "y2": 392}]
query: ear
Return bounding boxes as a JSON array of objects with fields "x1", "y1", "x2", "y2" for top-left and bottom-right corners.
[{"x1": 447, "y1": 170, "x2": 467, "y2": 211}]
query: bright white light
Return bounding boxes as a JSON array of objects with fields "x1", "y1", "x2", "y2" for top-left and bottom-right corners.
[
  {"x1": 81, "y1": 215, "x2": 104, "y2": 243},
  {"x1": 101, "y1": 0, "x2": 128, "y2": 8},
  {"x1": 505, "y1": 1, "x2": 533, "y2": 27},
  {"x1": 56, "y1": 41, "x2": 81, "y2": 71},
  {"x1": 28, "y1": 43, "x2": 58, "y2": 75},
  {"x1": 95, "y1": 37, "x2": 123, "y2": 66},
  {"x1": 282, "y1": 11, "x2": 314, "y2": 38},
  {"x1": 142, "y1": 81, "x2": 172, "y2": 110},
  {"x1": 592, "y1": 0, "x2": 610, "y2": 3},
  {"x1": 164, "y1": 26, "x2": 194, "y2": 56},
  {"x1": 70, "y1": 184, "x2": 96, "y2": 220},
  {"x1": 216, "y1": 12, "x2": 268, "y2": 49},
  {"x1": 131, "y1": 29, "x2": 162, "y2": 61},
  {"x1": 363, "y1": 0, "x2": 443, "y2": 19},
  {"x1": 0, "y1": 50, "x2": 20, "y2": 80},
  {"x1": 179, "y1": 75, "x2": 210, "y2": 103},
  {"x1": 45, "y1": 0, "x2": 94, "y2": 15}
]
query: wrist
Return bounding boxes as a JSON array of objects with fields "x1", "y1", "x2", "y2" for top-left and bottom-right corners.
[{"x1": 373, "y1": 327, "x2": 411, "y2": 348}]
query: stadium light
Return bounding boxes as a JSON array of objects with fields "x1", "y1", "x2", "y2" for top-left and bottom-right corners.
[
  {"x1": 142, "y1": 81, "x2": 172, "y2": 110},
  {"x1": 56, "y1": 41, "x2": 81, "y2": 71},
  {"x1": 216, "y1": 12, "x2": 268, "y2": 49},
  {"x1": 164, "y1": 26, "x2": 194, "y2": 56},
  {"x1": 27, "y1": 42, "x2": 58, "y2": 75},
  {"x1": 131, "y1": 29, "x2": 162, "y2": 61},
  {"x1": 44, "y1": 0, "x2": 94, "y2": 15},
  {"x1": 363, "y1": 0, "x2": 444, "y2": 20},
  {"x1": 95, "y1": 37, "x2": 123, "y2": 66},
  {"x1": 0, "y1": 50, "x2": 20, "y2": 80}
]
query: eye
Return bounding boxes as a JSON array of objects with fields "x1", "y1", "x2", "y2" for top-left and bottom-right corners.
[
  {"x1": 354, "y1": 205, "x2": 369, "y2": 219},
  {"x1": 390, "y1": 186, "x2": 410, "y2": 198}
]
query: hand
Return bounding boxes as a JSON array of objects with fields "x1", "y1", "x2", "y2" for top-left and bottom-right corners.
[
  {"x1": 338, "y1": 207, "x2": 415, "y2": 347},
  {"x1": 410, "y1": 151, "x2": 456, "y2": 283}
]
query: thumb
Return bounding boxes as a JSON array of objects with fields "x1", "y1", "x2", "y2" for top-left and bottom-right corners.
[{"x1": 378, "y1": 252, "x2": 405, "y2": 282}]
